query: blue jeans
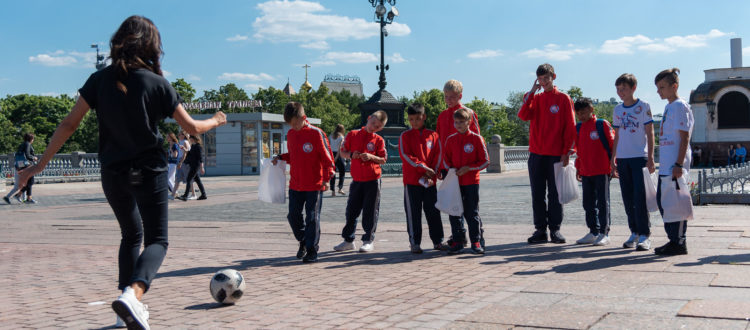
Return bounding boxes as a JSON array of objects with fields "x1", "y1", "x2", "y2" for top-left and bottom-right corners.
[
  {"x1": 616, "y1": 157, "x2": 651, "y2": 236},
  {"x1": 102, "y1": 167, "x2": 169, "y2": 292},
  {"x1": 527, "y1": 153, "x2": 563, "y2": 231},
  {"x1": 581, "y1": 175, "x2": 610, "y2": 235},
  {"x1": 287, "y1": 189, "x2": 323, "y2": 250}
]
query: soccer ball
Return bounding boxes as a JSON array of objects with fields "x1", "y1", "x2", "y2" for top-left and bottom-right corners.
[{"x1": 210, "y1": 269, "x2": 246, "y2": 304}]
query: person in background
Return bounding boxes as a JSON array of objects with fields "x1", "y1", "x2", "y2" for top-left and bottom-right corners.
[
  {"x1": 329, "y1": 124, "x2": 347, "y2": 197},
  {"x1": 4, "y1": 133, "x2": 38, "y2": 204},
  {"x1": 166, "y1": 132, "x2": 179, "y2": 193},
  {"x1": 177, "y1": 135, "x2": 207, "y2": 201}
]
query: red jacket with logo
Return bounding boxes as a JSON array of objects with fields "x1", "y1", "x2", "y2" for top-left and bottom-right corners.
[
  {"x1": 399, "y1": 127, "x2": 441, "y2": 186},
  {"x1": 517, "y1": 87, "x2": 576, "y2": 156},
  {"x1": 574, "y1": 115, "x2": 614, "y2": 176},
  {"x1": 441, "y1": 131, "x2": 489, "y2": 186},
  {"x1": 343, "y1": 127, "x2": 386, "y2": 182},
  {"x1": 436, "y1": 104, "x2": 480, "y2": 147},
  {"x1": 279, "y1": 121, "x2": 334, "y2": 191}
]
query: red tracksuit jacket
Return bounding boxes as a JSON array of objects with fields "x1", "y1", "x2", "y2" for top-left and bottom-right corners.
[
  {"x1": 343, "y1": 127, "x2": 386, "y2": 182},
  {"x1": 399, "y1": 127, "x2": 441, "y2": 186},
  {"x1": 441, "y1": 131, "x2": 489, "y2": 186},
  {"x1": 574, "y1": 116, "x2": 614, "y2": 177},
  {"x1": 517, "y1": 87, "x2": 576, "y2": 156},
  {"x1": 279, "y1": 121, "x2": 334, "y2": 191},
  {"x1": 436, "y1": 104, "x2": 480, "y2": 147}
]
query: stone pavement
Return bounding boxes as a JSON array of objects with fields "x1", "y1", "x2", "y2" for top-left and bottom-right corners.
[{"x1": 1, "y1": 171, "x2": 749, "y2": 329}]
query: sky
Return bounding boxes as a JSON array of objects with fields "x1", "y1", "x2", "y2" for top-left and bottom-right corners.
[{"x1": 2, "y1": 0, "x2": 750, "y2": 114}]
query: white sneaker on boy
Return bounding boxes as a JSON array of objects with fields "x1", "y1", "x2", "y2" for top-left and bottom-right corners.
[
  {"x1": 111, "y1": 287, "x2": 150, "y2": 330},
  {"x1": 333, "y1": 241, "x2": 356, "y2": 252},
  {"x1": 576, "y1": 233, "x2": 597, "y2": 245},
  {"x1": 622, "y1": 233, "x2": 639, "y2": 248},
  {"x1": 636, "y1": 236, "x2": 651, "y2": 251},
  {"x1": 593, "y1": 234, "x2": 610, "y2": 246},
  {"x1": 359, "y1": 241, "x2": 374, "y2": 252}
]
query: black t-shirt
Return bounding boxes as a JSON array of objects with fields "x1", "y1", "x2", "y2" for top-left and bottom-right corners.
[
  {"x1": 185, "y1": 143, "x2": 203, "y2": 167},
  {"x1": 79, "y1": 66, "x2": 181, "y2": 170}
]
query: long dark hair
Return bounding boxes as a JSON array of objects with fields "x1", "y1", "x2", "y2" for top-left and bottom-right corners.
[
  {"x1": 333, "y1": 124, "x2": 346, "y2": 139},
  {"x1": 109, "y1": 15, "x2": 163, "y2": 94}
]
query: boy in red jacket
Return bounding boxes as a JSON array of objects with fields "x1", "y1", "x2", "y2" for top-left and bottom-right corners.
[
  {"x1": 441, "y1": 108, "x2": 489, "y2": 255},
  {"x1": 518, "y1": 63, "x2": 576, "y2": 244},
  {"x1": 333, "y1": 110, "x2": 388, "y2": 253},
  {"x1": 274, "y1": 102, "x2": 334, "y2": 263},
  {"x1": 436, "y1": 79, "x2": 480, "y2": 247},
  {"x1": 573, "y1": 98, "x2": 614, "y2": 246},
  {"x1": 399, "y1": 103, "x2": 446, "y2": 254}
]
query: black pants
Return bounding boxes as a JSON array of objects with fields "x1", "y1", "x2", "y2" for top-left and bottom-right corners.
[
  {"x1": 287, "y1": 189, "x2": 323, "y2": 250},
  {"x1": 581, "y1": 175, "x2": 610, "y2": 235},
  {"x1": 617, "y1": 157, "x2": 651, "y2": 236},
  {"x1": 342, "y1": 179, "x2": 380, "y2": 242},
  {"x1": 528, "y1": 153, "x2": 563, "y2": 231},
  {"x1": 330, "y1": 153, "x2": 346, "y2": 191},
  {"x1": 448, "y1": 184, "x2": 484, "y2": 244},
  {"x1": 102, "y1": 168, "x2": 169, "y2": 292},
  {"x1": 656, "y1": 176, "x2": 688, "y2": 244},
  {"x1": 182, "y1": 164, "x2": 205, "y2": 198},
  {"x1": 404, "y1": 184, "x2": 444, "y2": 246}
]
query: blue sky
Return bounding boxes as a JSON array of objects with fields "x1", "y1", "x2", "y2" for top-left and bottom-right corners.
[{"x1": 2, "y1": 0, "x2": 750, "y2": 114}]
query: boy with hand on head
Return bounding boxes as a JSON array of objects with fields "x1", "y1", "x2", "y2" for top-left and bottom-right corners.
[
  {"x1": 440, "y1": 108, "x2": 489, "y2": 255},
  {"x1": 399, "y1": 103, "x2": 446, "y2": 254},
  {"x1": 333, "y1": 110, "x2": 388, "y2": 253},
  {"x1": 611, "y1": 73, "x2": 656, "y2": 251},
  {"x1": 436, "y1": 79, "x2": 480, "y2": 248},
  {"x1": 573, "y1": 98, "x2": 614, "y2": 246},
  {"x1": 274, "y1": 102, "x2": 334, "y2": 263},
  {"x1": 654, "y1": 68, "x2": 693, "y2": 256},
  {"x1": 517, "y1": 63, "x2": 577, "y2": 244}
]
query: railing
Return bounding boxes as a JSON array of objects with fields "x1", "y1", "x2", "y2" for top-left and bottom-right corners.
[
  {"x1": 697, "y1": 162, "x2": 750, "y2": 204},
  {"x1": 2, "y1": 153, "x2": 101, "y2": 184},
  {"x1": 504, "y1": 146, "x2": 530, "y2": 171}
]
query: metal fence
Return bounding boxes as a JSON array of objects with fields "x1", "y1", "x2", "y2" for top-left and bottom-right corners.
[
  {"x1": 696, "y1": 162, "x2": 750, "y2": 204},
  {"x1": 2, "y1": 153, "x2": 101, "y2": 185},
  {"x1": 504, "y1": 146, "x2": 531, "y2": 171}
]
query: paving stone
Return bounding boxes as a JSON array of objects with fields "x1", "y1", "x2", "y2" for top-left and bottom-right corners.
[
  {"x1": 678, "y1": 299, "x2": 750, "y2": 320},
  {"x1": 590, "y1": 312, "x2": 750, "y2": 329},
  {"x1": 460, "y1": 304, "x2": 606, "y2": 329}
]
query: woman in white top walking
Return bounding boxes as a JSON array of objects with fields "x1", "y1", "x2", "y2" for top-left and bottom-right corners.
[{"x1": 329, "y1": 124, "x2": 347, "y2": 196}]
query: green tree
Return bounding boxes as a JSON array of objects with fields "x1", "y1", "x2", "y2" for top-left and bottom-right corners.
[
  {"x1": 330, "y1": 89, "x2": 366, "y2": 116},
  {"x1": 292, "y1": 85, "x2": 358, "y2": 134},
  {"x1": 197, "y1": 83, "x2": 250, "y2": 113},
  {"x1": 408, "y1": 89, "x2": 446, "y2": 130},
  {"x1": 253, "y1": 87, "x2": 290, "y2": 114},
  {"x1": 594, "y1": 102, "x2": 615, "y2": 123},
  {"x1": 0, "y1": 94, "x2": 85, "y2": 153},
  {"x1": 566, "y1": 86, "x2": 583, "y2": 101},
  {"x1": 171, "y1": 78, "x2": 196, "y2": 103}
]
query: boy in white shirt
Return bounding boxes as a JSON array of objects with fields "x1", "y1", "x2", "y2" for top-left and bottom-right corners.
[{"x1": 654, "y1": 68, "x2": 693, "y2": 255}]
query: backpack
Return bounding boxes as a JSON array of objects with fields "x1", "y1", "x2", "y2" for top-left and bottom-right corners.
[
  {"x1": 14, "y1": 150, "x2": 29, "y2": 169},
  {"x1": 576, "y1": 119, "x2": 612, "y2": 160}
]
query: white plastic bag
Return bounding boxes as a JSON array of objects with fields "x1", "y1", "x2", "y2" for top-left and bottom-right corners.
[
  {"x1": 659, "y1": 174, "x2": 694, "y2": 222},
  {"x1": 553, "y1": 162, "x2": 579, "y2": 204},
  {"x1": 258, "y1": 158, "x2": 287, "y2": 204},
  {"x1": 642, "y1": 167, "x2": 659, "y2": 213},
  {"x1": 435, "y1": 168, "x2": 464, "y2": 216}
]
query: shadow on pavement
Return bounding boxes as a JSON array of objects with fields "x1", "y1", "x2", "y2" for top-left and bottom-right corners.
[
  {"x1": 673, "y1": 253, "x2": 750, "y2": 267},
  {"x1": 184, "y1": 302, "x2": 235, "y2": 310}
]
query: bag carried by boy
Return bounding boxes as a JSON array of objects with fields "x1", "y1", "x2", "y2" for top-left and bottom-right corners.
[
  {"x1": 258, "y1": 158, "x2": 287, "y2": 204},
  {"x1": 642, "y1": 167, "x2": 659, "y2": 213},
  {"x1": 659, "y1": 173, "x2": 694, "y2": 222},
  {"x1": 554, "y1": 162, "x2": 579, "y2": 204},
  {"x1": 14, "y1": 150, "x2": 30, "y2": 169},
  {"x1": 435, "y1": 168, "x2": 464, "y2": 216}
]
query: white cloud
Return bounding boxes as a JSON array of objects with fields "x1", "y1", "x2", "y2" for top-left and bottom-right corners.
[
  {"x1": 467, "y1": 49, "x2": 503, "y2": 59},
  {"x1": 312, "y1": 60, "x2": 336, "y2": 66},
  {"x1": 300, "y1": 40, "x2": 330, "y2": 50},
  {"x1": 521, "y1": 44, "x2": 588, "y2": 61},
  {"x1": 244, "y1": 84, "x2": 264, "y2": 91},
  {"x1": 388, "y1": 53, "x2": 406, "y2": 63},
  {"x1": 218, "y1": 72, "x2": 275, "y2": 81},
  {"x1": 253, "y1": 0, "x2": 410, "y2": 47},
  {"x1": 187, "y1": 74, "x2": 201, "y2": 81},
  {"x1": 322, "y1": 51, "x2": 378, "y2": 64},
  {"x1": 227, "y1": 34, "x2": 249, "y2": 42},
  {"x1": 162, "y1": 70, "x2": 172, "y2": 77},
  {"x1": 29, "y1": 53, "x2": 77, "y2": 66},
  {"x1": 599, "y1": 29, "x2": 728, "y2": 54}
]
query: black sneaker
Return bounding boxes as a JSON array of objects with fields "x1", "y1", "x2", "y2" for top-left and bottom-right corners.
[
  {"x1": 302, "y1": 248, "x2": 318, "y2": 263},
  {"x1": 433, "y1": 242, "x2": 450, "y2": 251},
  {"x1": 527, "y1": 230, "x2": 549, "y2": 244},
  {"x1": 447, "y1": 240, "x2": 464, "y2": 255},
  {"x1": 296, "y1": 241, "x2": 306, "y2": 259},
  {"x1": 197, "y1": 195, "x2": 207, "y2": 200},
  {"x1": 550, "y1": 231, "x2": 566, "y2": 244},
  {"x1": 410, "y1": 245, "x2": 423, "y2": 254},
  {"x1": 654, "y1": 241, "x2": 688, "y2": 256},
  {"x1": 471, "y1": 242, "x2": 485, "y2": 254},
  {"x1": 2, "y1": 196, "x2": 10, "y2": 205},
  {"x1": 176, "y1": 195, "x2": 188, "y2": 201}
]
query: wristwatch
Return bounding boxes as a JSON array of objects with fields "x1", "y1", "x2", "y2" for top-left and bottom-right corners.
[{"x1": 674, "y1": 162, "x2": 683, "y2": 168}]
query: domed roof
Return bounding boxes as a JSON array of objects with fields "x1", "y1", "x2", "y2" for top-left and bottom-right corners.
[{"x1": 301, "y1": 80, "x2": 312, "y2": 90}]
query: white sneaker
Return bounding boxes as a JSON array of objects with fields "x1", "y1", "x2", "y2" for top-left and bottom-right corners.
[
  {"x1": 636, "y1": 236, "x2": 651, "y2": 251},
  {"x1": 623, "y1": 233, "x2": 638, "y2": 248},
  {"x1": 576, "y1": 233, "x2": 597, "y2": 245},
  {"x1": 114, "y1": 315, "x2": 126, "y2": 328},
  {"x1": 593, "y1": 234, "x2": 610, "y2": 246},
  {"x1": 333, "y1": 241, "x2": 356, "y2": 252},
  {"x1": 188, "y1": 194, "x2": 197, "y2": 200},
  {"x1": 111, "y1": 287, "x2": 150, "y2": 330},
  {"x1": 359, "y1": 241, "x2": 374, "y2": 252},
  {"x1": 168, "y1": 195, "x2": 175, "y2": 200}
]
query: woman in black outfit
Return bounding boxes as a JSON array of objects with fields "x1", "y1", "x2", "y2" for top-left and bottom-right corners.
[
  {"x1": 16, "y1": 15, "x2": 226, "y2": 330},
  {"x1": 4, "y1": 133, "x2": 38, "y2": 204},
  {"x1": 177, "y1": 135, "x2": 206, "y2": 201}
]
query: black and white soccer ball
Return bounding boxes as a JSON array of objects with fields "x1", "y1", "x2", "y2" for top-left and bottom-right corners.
[{"x1": 210, "y1": 269, "x2": 246, "y2": 304}]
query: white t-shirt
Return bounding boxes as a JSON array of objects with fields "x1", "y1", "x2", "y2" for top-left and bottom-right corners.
[
  {"x1": 329, "y1": 135, "x2": 343, "y2": 153},
  {"x1": 658, "y1": 99, "x2": 693, "y2": 176},
  {"x1": 177, "y1": 139, "x2": 190, "y2": 161},
  {"x1": 613, "y1": 99, "x2": 653, "y2": 159}
]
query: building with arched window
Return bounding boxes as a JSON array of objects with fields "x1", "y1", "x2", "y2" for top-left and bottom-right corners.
[{"x1": 689, "y1": 38, "x2": 750, "y2": 166}]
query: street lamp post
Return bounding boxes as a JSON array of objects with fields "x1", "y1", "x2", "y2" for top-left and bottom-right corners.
[
  {"x1": 369, "y1": 0, "x2": 398, "y2": 91},
  {"x1": 91, "y1": 44, "x2": 105, "y2": 70}
]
